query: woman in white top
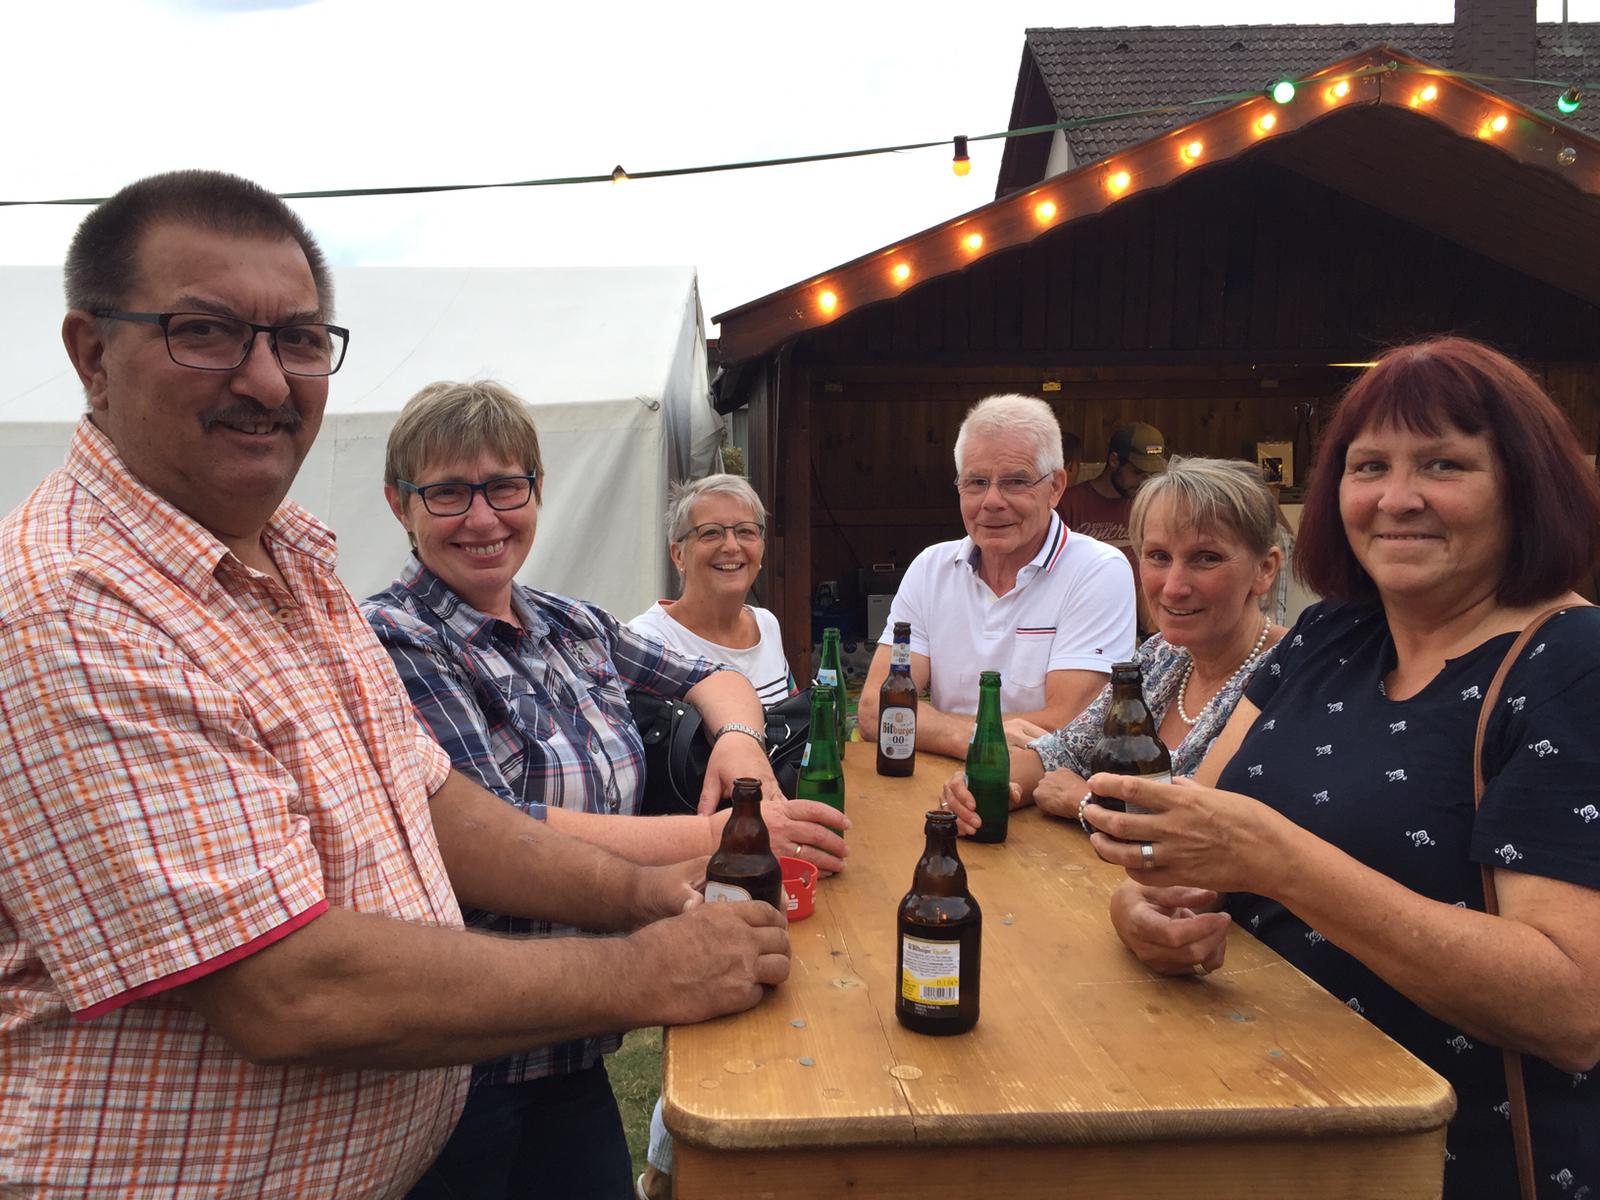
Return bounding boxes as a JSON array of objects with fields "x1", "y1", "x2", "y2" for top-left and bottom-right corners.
[
  {"x1": 628, "y1": 472, "x2": 795, "y2": 1200},
  {"x1": 630, "y1": 474, "x2": 794, "y2": 705}
]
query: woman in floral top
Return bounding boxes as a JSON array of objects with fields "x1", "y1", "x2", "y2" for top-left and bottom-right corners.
[{"x1": 941, "y1": 456, "x2": 1286, "y2": 832}]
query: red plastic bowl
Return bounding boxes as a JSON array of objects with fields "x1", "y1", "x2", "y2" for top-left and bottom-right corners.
[{"x1": 778, "y1": 855, "x2": 818, "y2": 921}]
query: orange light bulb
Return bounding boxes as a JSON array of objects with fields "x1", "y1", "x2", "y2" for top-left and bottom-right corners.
[
  {"x1": 1181, "y1": 139, "x2": 1204, "y2": 162},
  {"x1": 1034, "y1": 199, "x2": 1058, "y2": 222},
  {"x1": 818, "y1": 290, "x2": 838, "y2": 314},
  {"x1": 1255, "y1": 112, "x2": 1278, "y2": 134},
  {"x1": 1491, "y1": 113, "x2": 1509, "y2": 133},
  {"x1": 891, "y1": 262, "x2": 911, "y2": 284},
  {"x1": 962, "y1": 232, "x2": 984, "y2": 252},
  {"x1": 1329, "y1": 80, "x2": 1350, "y2": 100},
  {"x1": 1108, "y1": 169, "x2": 1131, "y2": 194}
]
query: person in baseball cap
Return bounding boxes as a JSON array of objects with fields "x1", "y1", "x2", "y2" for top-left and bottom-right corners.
[{"x1": 1060, "y1": 422, "x2": 1169, "y2": 635}]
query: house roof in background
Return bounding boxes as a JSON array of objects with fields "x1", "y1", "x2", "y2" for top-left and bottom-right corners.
[{"x1": 1012, "y1": 22, "x2": 1599, "y2": 169}]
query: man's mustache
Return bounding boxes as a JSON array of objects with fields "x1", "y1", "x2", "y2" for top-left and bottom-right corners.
[{"x1": 201, "y1": 403, "x2": 304, "y2": 433}]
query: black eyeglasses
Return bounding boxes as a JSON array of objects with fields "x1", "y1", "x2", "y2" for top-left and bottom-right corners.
[
  {"x1": 397, "y1": 473, "x2": 539, "y2": 517},
  {"x1": 94, "y1": 310, "x2": 350, "y2": 377}
]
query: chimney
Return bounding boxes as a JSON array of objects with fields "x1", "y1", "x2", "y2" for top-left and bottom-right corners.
[{"x1": 1453, "y1": 0, "x2": 1537, "y2": 77}]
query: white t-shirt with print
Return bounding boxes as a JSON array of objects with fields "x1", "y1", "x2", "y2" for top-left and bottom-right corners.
[{"x1": 628, "y1": 602, "x2": 794, "y2": 706}]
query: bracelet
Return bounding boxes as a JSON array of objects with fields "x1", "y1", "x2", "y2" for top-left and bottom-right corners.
[
  {"x1": 1078, "y1": 793, "x2": 1097, "y2": 836},
  {"x1": 714, "y1": 721, "x2": 767, "y2": 750}
]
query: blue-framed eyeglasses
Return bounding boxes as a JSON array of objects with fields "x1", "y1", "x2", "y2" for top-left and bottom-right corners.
[{"x1": 397, "y1": 473, "x2": 539, "y2": 517}]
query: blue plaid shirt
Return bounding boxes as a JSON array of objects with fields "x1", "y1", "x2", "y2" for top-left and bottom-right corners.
[{"x1": 363, "y1": 556, "x2": 717, "y2": 1083}]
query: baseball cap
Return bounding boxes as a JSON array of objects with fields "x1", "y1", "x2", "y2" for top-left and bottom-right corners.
[{"x1": 1108, "y1": 422, "x2": 1168, "y2": 473}]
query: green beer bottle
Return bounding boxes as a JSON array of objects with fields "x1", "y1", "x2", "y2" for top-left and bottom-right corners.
[
  {"x1": 796, "y1": 687, "x2": 846, "y2": 814},
  {"x1": 817, "y1": 627, "x2": 848, "y2": 743},
  {"x1": 964, "y1": 670, "x2": 1009, "y2": 844}
]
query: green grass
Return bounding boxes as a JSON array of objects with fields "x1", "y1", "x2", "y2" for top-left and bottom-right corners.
[{"x1": 606, "y1": 1026, "x2": 664, "y2": 1178}]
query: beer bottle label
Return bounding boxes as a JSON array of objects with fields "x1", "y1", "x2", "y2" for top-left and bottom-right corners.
[
  {"x1": 900, "y1": 936, "x2": 960, "y2": 1005},
  {"x1": 816, "y1": 668, "x2": 839, "y2": 688},
  {"x1": 890, "y1": 642, "x2": 911, "y2": 669},
  {"x1": 705, "y1": 881, "x2": 752, "y2": 903},
  {"x1": 879, "y1": 707, "x2": 915, "y2": 758}
]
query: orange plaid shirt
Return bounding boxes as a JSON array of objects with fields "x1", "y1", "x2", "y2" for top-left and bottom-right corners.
[{"x1": 0, "y1": 420, "x2": 468, "y2": 1197}]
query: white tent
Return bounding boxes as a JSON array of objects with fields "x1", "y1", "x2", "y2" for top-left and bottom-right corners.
[{"x1": 0, "y1": 265, "x2": 721, "y2": 618}]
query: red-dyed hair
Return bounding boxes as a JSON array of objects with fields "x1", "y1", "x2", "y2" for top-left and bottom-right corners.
[{"x1": 1296, "y1": 337, "x2": 1600, "y2": 606}]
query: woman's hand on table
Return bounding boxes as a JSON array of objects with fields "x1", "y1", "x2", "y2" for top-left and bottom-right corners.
[
  {"x1": 1033, "y1": 768, "x2": 1089, "y2": 820},
  {"x1": 1003, "y1": 717, "x2": 1051, "y2": 748},
  {"x1": 1110, "y1": 880, "x2": 1232, "y2": 977},
  {"x1": 697, "y1": 730, "x2": 783, "y2": 814},
  {"x1": 1081, "y1": 773, "x2": 1291, "y2": 895},
  {"x1": 758, "y1": 799, "x2": 850, "y2": 875},
  {"x1": 938, "y1": 770, "x2": 1022, "y2": 838}
]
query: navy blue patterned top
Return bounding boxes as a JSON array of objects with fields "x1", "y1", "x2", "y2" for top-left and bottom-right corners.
[{"x1": 1222, "y1": 600, "x2": 1600, "y2": 1200}]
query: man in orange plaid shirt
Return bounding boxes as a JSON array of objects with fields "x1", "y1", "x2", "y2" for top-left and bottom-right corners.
[{"x1": 0, "y1": 170, "x2": 790, "y2": 1199}]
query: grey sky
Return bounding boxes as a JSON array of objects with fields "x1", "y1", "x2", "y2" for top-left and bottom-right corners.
[{"x1": 3, "y1": 0, "x2": 1591, "y2": 328}]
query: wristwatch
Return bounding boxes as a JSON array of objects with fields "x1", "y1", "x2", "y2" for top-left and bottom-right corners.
[{"x1": 714, "y1": 721, "x2": 767, "y2": 749}]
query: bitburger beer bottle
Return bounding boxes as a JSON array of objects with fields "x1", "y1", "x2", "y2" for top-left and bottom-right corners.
[
  {"x1": 704, "y1": 777, "x2": 784, "y2": 911},
  {"x1": 1085, "y1": 661, "x2": 1171, "y2": 824},
  {"x1": 896, "y1": 809, "x2": 981, "y2": 1035},
  {"x1": 795, "y1": 688, "x2": 846, "y2": 815},
  {"x1": 817, "y1": 626, "x2": 848, "y2": 743},
  {"x1": 875, "y1": 621, "x2": 918, "y2": 777},
  {"x1": 964, "y1": 670, "x2": 1009, "y2": 844}
]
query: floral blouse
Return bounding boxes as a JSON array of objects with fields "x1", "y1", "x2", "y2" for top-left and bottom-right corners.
[{"x1": 1028, "y1": 631, "x2": 1272, "y2": 780}]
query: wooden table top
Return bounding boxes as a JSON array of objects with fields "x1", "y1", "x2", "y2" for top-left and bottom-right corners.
[{"x1": 664, "y1": 742, "x2": 1455, "y2": 1154}]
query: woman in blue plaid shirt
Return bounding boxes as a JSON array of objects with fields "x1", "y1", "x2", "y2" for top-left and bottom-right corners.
[{"x1": 363, "y1": 380, "x2": 848, "y2": 1200}]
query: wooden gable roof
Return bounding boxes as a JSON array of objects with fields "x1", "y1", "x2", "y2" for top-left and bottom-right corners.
[{"x1": 714, "y1": 48, "x2": 1600, "y2": 365}]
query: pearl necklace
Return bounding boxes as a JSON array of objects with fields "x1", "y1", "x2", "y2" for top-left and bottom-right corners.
[{"x1": 1175, "y1": 616, "x2": 1271, "y2": 726}]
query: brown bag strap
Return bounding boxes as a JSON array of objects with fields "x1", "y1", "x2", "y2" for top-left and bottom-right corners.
[{"x1": 1471, "y1": 602, "x2": 1587, "y2": 1200}]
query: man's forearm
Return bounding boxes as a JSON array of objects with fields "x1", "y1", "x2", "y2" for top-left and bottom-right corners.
[
  {"x1": 915, "y1": 705, "x2": 977, "y2": 758},
  {"x1": 429, "y1": 770, "x2": 649, "y2": 930},
  {"x1": 184, "y1": 905, "x2": 651, "y2": 1070}
]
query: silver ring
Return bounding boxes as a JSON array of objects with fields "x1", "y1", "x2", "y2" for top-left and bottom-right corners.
[
  {"x1": 793, "y1": 843, "x2": 802, "y2": 856},
  {"x1": 1140, "y1": 842, "x2": 1155, "y2": 867},
  {"x1": 939, "y1": 797, "x2": 949, "y2": 809},
  {"x1": 1078, "y1": 794, "x2": 1095, "y2": 835},
  {"x1": 1192, "y1": 962, "x2": 1207, "y2": 977}
]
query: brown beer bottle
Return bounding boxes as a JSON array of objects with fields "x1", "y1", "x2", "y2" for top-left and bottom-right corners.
[
  {"x1": 704, "y1": 777, "x2": 784, "y2": 912},
  {"x1": 896, "y1": 809, "x2": 981, "y2": 1035},
  {"x1": 875, "y1": 621, "x2": 918, "y2": 777},
  {"x1": 1085, "y1": 661, "x2": 1171, "y2": 823}
]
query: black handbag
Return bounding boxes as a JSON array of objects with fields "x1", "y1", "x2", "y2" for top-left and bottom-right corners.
[{"x1": 629, "y1": 687, "x2": 813, "y2": 816}]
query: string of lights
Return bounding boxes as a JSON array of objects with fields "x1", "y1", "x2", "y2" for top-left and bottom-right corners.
[{"x1": 0, "y1": 61, "x2": 1583, "y2": 209}]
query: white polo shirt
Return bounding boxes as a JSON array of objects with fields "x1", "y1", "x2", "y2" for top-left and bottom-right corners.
[{"x1": 880, "y1": 513, "x2": 1135, "y2": 716}]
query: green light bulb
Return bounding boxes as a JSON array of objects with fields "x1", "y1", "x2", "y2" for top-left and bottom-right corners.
[
  {"x1": 1270, "y1": 79, "x2": 1297, "y2": 105},
  {"x1": 1557, "y1": 87, "x2": 1582, "y2": 115}
]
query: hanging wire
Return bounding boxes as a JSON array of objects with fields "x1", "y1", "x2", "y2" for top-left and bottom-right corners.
[{"x1": 0, "y1": 61, "x2": 1580, "y2": 209}]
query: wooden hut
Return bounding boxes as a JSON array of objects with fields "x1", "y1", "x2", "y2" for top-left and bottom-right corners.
[{"x1": 713, "y1": 31, "x2": 1600, "y2": 675}]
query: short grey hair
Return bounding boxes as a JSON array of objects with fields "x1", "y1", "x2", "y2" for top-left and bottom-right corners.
[
  {"x1": 666, "y1": 473, "x2": 767, "y2": 542},
  {"x1": 953, "y1": 393, "x2": 1065, "y2": 477},
  {"x1": 1129, "y1": 456, "x2": 1279, "y2": 557}
]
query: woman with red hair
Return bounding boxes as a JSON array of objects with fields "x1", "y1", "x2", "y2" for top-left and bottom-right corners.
[{"x1": 1088, "y1": 337, "x2": 1600, "y2": 1199}]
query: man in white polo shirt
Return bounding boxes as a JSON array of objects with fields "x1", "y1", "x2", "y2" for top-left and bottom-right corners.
[{"x1": 858, "y1": 393, "x2": 1135, "y2": 758}]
